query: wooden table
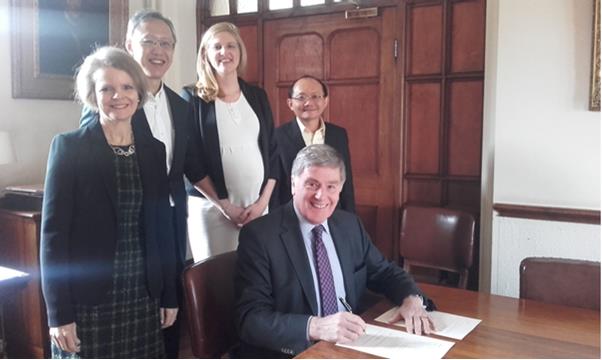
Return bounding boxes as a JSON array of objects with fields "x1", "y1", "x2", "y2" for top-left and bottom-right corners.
[{"x1": 296, "y1": 284, "x2": 600, "y2": 358}]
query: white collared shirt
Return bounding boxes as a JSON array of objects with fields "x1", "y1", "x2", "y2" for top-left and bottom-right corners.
[
  {"x1": 296, "y1": 118, "x2": 326, "y2": 146},
  {"x1": 143, "y1": 84, "x2": 175, "y2": 205}
]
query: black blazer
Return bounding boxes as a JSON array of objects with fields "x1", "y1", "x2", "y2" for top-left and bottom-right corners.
[
  {"x1": 41, "y1": 117, "x2": 177, "y2": 327},
  {"x1": 235, "y1": 202, "x2": 423, "y2": 358},
  {"x1": 180, "y1": 78, "x2": 279, "y2": 200},
  {"x1": 271, "y1": 119, "x2": 356, "y2": 213},
  {"x1": 80, "y1": 85, "x2": 206, "y2": 264}
]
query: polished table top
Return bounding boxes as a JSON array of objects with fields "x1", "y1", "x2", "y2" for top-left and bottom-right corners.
[{"x1": 296, "y1": 283, "x2": 600, "y2": 359}]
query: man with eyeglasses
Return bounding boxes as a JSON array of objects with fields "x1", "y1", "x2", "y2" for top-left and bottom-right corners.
[
  {"x1": 235, "y1": 144, "x2": 434, "y2": 358},
  {"x1": 271, "y1": 75, "x2": 356, "y2": 213},
  {"x1": 79, "y1": 10, "x2": 206, "y2": 358}
]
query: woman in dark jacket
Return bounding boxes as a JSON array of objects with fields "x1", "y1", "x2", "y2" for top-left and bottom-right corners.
[
  {"x1": 181, "y1": 22, "x2": 278, "y2": 261},
  {"x1": 40, "y1": 46, "x2": 177, "y2": 358}
]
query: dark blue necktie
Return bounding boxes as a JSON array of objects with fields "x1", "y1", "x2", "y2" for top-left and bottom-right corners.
[{"x1": 312, "y1": 225, "x2": 338, "y2": 316}]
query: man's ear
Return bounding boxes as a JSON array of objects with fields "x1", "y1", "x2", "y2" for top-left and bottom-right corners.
[
  {"x1": 125, "y1": 39, "x2": 134, "y2": 55},
  {"x1": 290, "y1": 176, "x2": 296, "y2": 196},
  {"x1": 287, "y1": 98, "x2": 295, "y2": 111}
]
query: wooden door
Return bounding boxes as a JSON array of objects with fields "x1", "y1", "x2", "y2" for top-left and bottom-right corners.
[
  {"x1": 263, "y1": 8, "x2": 400, "y2": 259},
  {"x1": 402, "y1": 0, "x2": 485, "y2": 287}
]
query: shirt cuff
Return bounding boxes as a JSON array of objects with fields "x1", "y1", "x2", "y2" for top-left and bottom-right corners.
[{"x1": 306, "y1": 315, "x2": 313, "y2": 341}]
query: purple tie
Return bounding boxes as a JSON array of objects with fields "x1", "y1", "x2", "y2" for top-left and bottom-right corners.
[{"x1": 312, "y1": 225, "x2": 338, "y2": 316}]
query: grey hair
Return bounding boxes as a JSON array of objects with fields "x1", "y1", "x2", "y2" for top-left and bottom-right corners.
[
  {"x1": 291, "y1": 144, "x2": 346, "y2": 183},
  {"x1": 126, "y1": 10, "x2": 177, "y2": 43},
  {"x1": 75, "y1": 46, "x2": 148, "y2": 110}
]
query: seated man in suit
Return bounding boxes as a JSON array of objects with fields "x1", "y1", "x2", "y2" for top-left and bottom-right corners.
[
  {"x1": 271, "y1": 75, "x2": 355, "y2": 213},
  {"x1": 235, "y1": 144, "x2": 434, "y2": 358}
]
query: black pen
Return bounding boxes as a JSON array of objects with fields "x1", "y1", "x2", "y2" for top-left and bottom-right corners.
[{"x1": 338, "y1": 297, "x2": 353, "y2": 313}]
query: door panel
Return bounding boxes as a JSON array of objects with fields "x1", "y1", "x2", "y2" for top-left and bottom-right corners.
[
  {"x1": 402, "y1": 0, "x2": 486, "y2": 289},
  {"x1": 263, "y1": 8, "x2": 399, "y2": 258}
]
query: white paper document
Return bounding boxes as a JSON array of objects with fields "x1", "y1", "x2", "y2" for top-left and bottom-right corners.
[
  {"x1": 336, "y1": 324, "x2": 455, "y2": 359},
  {"x1": 375, "y1": 307, "x2": 481, "y2": 340}
]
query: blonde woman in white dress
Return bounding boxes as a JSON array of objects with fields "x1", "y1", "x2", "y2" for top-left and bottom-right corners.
[{"x1": 181, "y1": 22, "x2": 278, "y2": 261}]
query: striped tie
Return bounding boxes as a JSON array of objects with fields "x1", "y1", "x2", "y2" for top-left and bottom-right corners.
[{"x1": 312, "y1": 225, "x2": 338, "y2": 316}]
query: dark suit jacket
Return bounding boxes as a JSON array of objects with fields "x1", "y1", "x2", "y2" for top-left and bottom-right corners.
[
  {"x1": 41, "y1": 117, "x2": 177, "y2": 327},
  {"x1": 235, "y1": 203, "x2": 422, "y2": 358},
  {"x1": 271, "y1": 119, "x2": 356, "y2": 213},
  {"x1": 80, "y1": 85, "x2": 206, "y2": 264},
  {"x1": 180, "y1": 78, "x2": 279, "y2": 200}
]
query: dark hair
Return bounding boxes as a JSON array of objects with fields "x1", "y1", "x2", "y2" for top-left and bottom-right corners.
[
  {"x1": 127, "y1": 10, "x2": 177, "y2": 43},
  {"x1": 288, "y1": 75, "x2": 329, "y2": 98},
  {"x1": 291, "y1": 144, "x2": 345, "y2": 183}
]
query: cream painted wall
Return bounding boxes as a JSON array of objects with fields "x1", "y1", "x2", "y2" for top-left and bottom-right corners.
[
  {"x1": 493, "y1": 0, "x2": 600, "y2": 209},
  {"x1": 483, "y1": 0, "x2": 601, "y2": 297},
  {"x1": 0, "y1": 0, "x2": 197, "y2": 191}
]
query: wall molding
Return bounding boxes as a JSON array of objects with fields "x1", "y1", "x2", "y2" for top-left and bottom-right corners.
[{"x1": 493, "y1": 203, "x2": 601, "y2": 225}]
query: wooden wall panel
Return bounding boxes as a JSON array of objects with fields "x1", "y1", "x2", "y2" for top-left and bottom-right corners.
[
  {"x1": 447, "y1": 181, "x2": 480, "y2": 213},
  {"x1": 407, "y1": 4, "x2": 443, "y2": 75},
  {"x1": 329, "y1": 28, "x2": 379, "y2": 79},
  {"x1": 329, "y1": 84, "x2": 379, "y2": 176},
  {"x1": 278, "y1": 33, "x2": 324, "y2": 81},
  {"x1": 403, "y1": 0, "x2": 485, "y2": 289},
  {"x1": 406, "y1": 82, "x2": 441, "y2": 175},
  {"x1": 406, "y1": 179, "x2": 442, "y2": 205},
  {"x1": 356, "y1": 205, "x2": 378, "y2": 245},
  {"x1": 450, "y1": 0, "x2": 485, "y2": 73},
  {"x1": 276, "y1": 86, "x2": 291, "y2": 126},
  {"x1": 448, "y1": 80, "x2": 483, "y2": 177},
  {"x1": 238, "y1": 24, "x2": 259, "y2": 82}
]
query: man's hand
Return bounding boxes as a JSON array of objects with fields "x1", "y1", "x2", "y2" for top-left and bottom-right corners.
[
  {"x1": 389, "y1": 295, "x2": 434, "y2": 335},
  {"x1": 160, "y1": 307, "x2": 179, "y2": 329},
  {"x1": 49, "y1": 322, "x2": 81, "y2": 353},
  {"x1": 308, "y1": 312, "x2": 366, "y2": 344}
]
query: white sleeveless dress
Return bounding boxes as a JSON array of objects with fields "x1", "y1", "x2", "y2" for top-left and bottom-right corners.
[{"x1": 188, "y1": 93, "x2": 266, "y2": 261}]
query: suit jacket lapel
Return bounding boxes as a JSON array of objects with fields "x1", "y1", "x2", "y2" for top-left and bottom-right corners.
[
  {"x1": 328, "y1": 215, "x2": 357, "y2": 308},
  {"x1": 132, "y1": 109, "x2": 163, "y2": 195},
  {"x1": 280, "y1": 203, "x2": 319, "y2": 315},
  {"x1": 88, "y1": 117, "x2": 118, "y2": 219},
  {"x1": 284, "y1": 119, "x2": 307, "y2": 150},
  {"x1": 165, "y1": 86, "x2": 185, "y2": 178}
]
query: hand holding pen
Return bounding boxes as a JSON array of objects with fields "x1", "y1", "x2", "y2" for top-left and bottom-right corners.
[{"x1": 308, "y1": 297, "x2": 366, "y2": 344}]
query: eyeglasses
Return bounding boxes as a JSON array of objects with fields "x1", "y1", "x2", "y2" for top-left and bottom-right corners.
[
  {"x1": 291, "y1": 94, "x2": 325, "y2": 102},
  {"x1": 139, "y1": 38, "x2": 175, "y2": 50}
]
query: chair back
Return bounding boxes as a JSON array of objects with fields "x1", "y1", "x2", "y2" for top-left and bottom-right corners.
[
  {"x1": 400, "y1": 205, "x2": 475, "y2": 288},
  {"x1": 519, "y1": 257, "x2": 600, "y2": 310},
  {"x1": 182, "y1": 251, "x2": 238, "y2": 358}
]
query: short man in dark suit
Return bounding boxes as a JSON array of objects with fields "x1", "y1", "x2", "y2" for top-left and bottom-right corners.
[
  {"x1": 271, "y1": 75, "x2": 356, "y2": 213},
  {"x1": 235, "y1": 144, "x2": 433, "y2": 358},
  {"x1": 80, "y1": 10, "x2": 206, "y2": 357}
]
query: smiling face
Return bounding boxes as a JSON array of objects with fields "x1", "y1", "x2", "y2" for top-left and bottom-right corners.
[
  {"x1": 94, "y1": 67, "x2": 139, "y2": 123},
  {"x1": 126, "y1": 19, "x2": 174, "y2": 84},
  {"x1": 287, "y1": 78, "x2": 329, "y2": 126},
  {"x1": 205, "y1": 31, "x2": 241, "y2": 77},
  {"x1": 292, "y1": 165, "x2": 342, "y2": 225}
]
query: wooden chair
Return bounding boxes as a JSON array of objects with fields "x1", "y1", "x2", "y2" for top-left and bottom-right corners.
[
  {"x1": 182, "y1": 251, "x2": 238, "y2": 358},
  {"x1": 519, "y1": 257, "x2": 600, "y2": 310},
  {"x1": 400, "y1": 205, "x2": 476, "y2": 289}
]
